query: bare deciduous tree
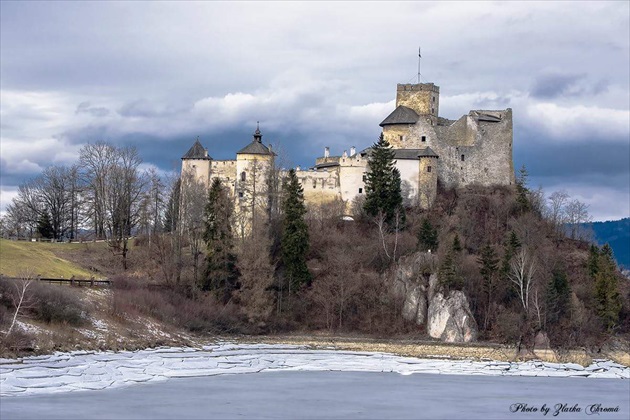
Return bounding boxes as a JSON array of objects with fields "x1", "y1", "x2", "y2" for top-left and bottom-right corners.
[
  {"x1": 179, "y1": 169, "x2": 207, "y2": 283},
  {"x1": 565, "y1": 198, "x2": 592, "y2": 240},
  {"x1": 3, "y1": 274, "x2": 35, "y2": 337},
  {"x1": 509, "y1": 247, "x2": 538, "y2": 313},
  {"x1": 546, "y1": 190, "x2": 569, "y2": 234}
]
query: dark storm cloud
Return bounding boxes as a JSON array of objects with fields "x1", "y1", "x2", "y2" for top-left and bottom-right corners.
[
  {"x1": 118, "y1": 100, "x2": 191, "y2": 118},
  {"x1": 76, "y1": 102, "x2": 110, "y2": 117},
  {"x1": 1, "y1": 1, "x2": 628, "y2": 220},
  {"x1": 530, "y1": 72, "x2": 609, "y2": 99},
  {"x1": 513, "y1": 125, "x2": 630, "y2": 179}
]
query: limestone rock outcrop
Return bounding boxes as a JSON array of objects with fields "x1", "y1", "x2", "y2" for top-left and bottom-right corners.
[{"x1": 427, "y1": 291, "x2": 478, "y2": 343}]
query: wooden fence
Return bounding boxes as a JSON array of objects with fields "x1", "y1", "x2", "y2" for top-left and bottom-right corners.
[{"x1": 0, "y1": 275, "x2": 112, "y2": 287}]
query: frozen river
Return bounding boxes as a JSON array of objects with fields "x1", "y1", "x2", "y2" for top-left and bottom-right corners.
[
  {"x1": 1, "y1": 343, "x2": 629, "y2": 419},
  {"x1": 2, "y1": 371, "x2": 629, "y2": 419}
]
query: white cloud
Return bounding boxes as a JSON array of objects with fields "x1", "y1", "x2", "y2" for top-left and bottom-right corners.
[
  {"x1": 0, "y1": 187, "x2": 18, "y2": 216},
  {"x1": 525, "y1": 103, "x2": 630, "y2": 142}
]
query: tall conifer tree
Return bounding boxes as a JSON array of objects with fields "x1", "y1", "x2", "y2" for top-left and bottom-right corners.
[
  {"x1": 203, "y1": 178, "x2": 239, "y2": 303},
  {"x1": 594, "y1": 244, "x2": 622, "y2": 330},
  {"x1": 364, "y1": 134, "x2": 405, "y2": 227},
  {"x1": 281, "y1": 169, "x2": 311, "y2": 290}
]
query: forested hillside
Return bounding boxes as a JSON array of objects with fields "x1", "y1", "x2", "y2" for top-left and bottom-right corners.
[
  {"x1": 587, "y1": 218, "x2": 630, "y2": 269},
  {"x1": 2, "y1": 141, "x2": 628, "y2": 356}
]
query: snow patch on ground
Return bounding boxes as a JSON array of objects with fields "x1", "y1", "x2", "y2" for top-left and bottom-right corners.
[{"x1": 1, "y1": 343, "x2": 628, "y2": 397}]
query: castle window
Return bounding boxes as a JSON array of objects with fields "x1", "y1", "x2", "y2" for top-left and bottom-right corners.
[
  {"x1": 399, "y1": 135, "x2": 403, "y2": 142},
  {"x1": 192, "y1": 165, "x2": 196, "y2": 169},
  {"x1": 238, "y1": 192, "x2": 244, "y2": 198},
  {"x1": 431, "y1": 108, "x2": 435, "y2": 114},
  {"x1": 313, "y1": 180, "x2": 317, "y2": 188},
  {"x1": 432, "y1": 97, "x2": 435, "y2": 103},
  {"x1": 240, "y1": 171, "x2": 246, "y2": 181},
  {"x1": 421, "y1": 136, "x2": 426, "y2": 142},
  {"x1": 362, "y1": 175, "x2": 367, "y2": 182},
  {"x1": 427, "y1": 166, "x2": 432, "y2": 173},
  {"x1": 359, "y1": 188, "x2": 363, "y2": 194},
  {"x1": 461, "y1": 154, "x2": 465, "y2": 162}
]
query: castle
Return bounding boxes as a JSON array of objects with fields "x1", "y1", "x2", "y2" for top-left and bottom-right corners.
[{"x1": 181, "y1": 81, "x2": 514, "y2": 225}]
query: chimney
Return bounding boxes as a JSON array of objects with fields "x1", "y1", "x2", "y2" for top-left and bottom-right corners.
[
  {"x1": 324, "y1": 147, "x2": 330, "y2": 158},
  {"x1": 350, "y1": 146, "x2": 356, "y2": 157}
]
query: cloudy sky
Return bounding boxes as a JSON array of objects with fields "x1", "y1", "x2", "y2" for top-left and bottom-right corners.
[{"x1": 1, "y1": 1, "x2": 628, "y2": 221}]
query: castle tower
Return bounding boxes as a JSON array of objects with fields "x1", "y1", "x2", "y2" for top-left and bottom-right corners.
[
  {"x1": 396, "y1": 83, "x2": 440, "y2": 119},
  {"x1": 235, "y1": 123, "x2": 275, "y2": 236},
  {"x1": 181, "y1": 137, "x2": 211, "y2": 187},
  {"x1": 417, "y1": 148, "x2": 439, "y2": 209}
]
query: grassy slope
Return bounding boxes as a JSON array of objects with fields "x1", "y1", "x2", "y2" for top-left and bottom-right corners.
[{"x1": 0, "y1": 239, "x2": 100, "y2": 278}]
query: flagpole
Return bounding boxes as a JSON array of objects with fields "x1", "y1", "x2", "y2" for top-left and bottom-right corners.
[{"x1": 418, "y1": 47, "x2": 422, "y2": 83}]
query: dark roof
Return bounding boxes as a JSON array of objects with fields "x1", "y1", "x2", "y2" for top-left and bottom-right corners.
[
  {"x1": 182, "y1": 139, "x2": 211, "y2": 159},
  {"x1": 315, "y1": 161, "x2": 340, "y2": 169},
  {"x1": 417, "y1": 147, "x2": 438, "y2": 158},
  {"x1": 237, "y1": 141, "x2": 274, "y2": 155},
  {"x1": 477, "y1": 114, "x2": 502, "y2": 122},
  {"x1": 394, "y1": 148, "x2": 438, "y2": 159},
  {"x1": 237, "y1": 124, "x2": 275, "y2": 155},
  {"x1": 379, "y1": 105, "x2": 420, "y2": 127},
  {"x1": 361, "y1": 147, "x2": 439, "y2": 160}
]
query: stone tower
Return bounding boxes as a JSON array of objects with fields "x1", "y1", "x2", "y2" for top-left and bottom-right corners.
[{"x1": 396, "y1": 83, "x2": 440, "y2": 121}]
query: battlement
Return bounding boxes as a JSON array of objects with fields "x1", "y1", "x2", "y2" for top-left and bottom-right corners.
[
  {"x1": 397, "y1": 83, "x2": 440, "y2": 94},
  {"x1": 396, "y1": 83, "x2": 440, "y2": 118}
]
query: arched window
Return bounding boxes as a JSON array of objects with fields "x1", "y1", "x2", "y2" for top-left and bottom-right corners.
[{"x1": 241, "y1": 171, "x2": 246, "y2": 182}]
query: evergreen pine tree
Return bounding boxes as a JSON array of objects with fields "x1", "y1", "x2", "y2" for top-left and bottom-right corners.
[
  {"x1": 587, "y1": 244, "x2": 600, "y2": 278},
  {"x1": 452, "y1": 233, "x2": 462, "y2": 253},
  {"x1": 281, "y1": 169, "x2": 311, "y2": 291},
  {"x1": 501, "y1": 231, "x2": 521, "y2": 277},
  {"x1": 37, "y1": 212, "x2": 54, "y2": 239},
  {"x1": 439, "y1": 251, "x2": 462, "y2": 293},
  {"x1": 478, "y1": 243, "x2": 499, "y2": 329},
  {"x1": 546, "y1": 268, "x2": 571, "y2": 326},
  {"x1": 515, "y1": 165, "x2": 530, "y2": 212},
  {"x1": 364, "y1": 133, "x2": 404, "y2": 226},
  {"x1": 417, "y1": 218, "x2": 438, "y2": 252},
  {"x1": 594, "y1": 243, "x2": 622, "y2": 331},
  {"x1": 202, "y1": 178, "x2": 240, "y2": 303}
]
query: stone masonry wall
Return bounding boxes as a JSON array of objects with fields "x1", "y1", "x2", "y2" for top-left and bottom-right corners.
[{"x1": 396, "y1": 83, "x2": 440, "y2": 118}]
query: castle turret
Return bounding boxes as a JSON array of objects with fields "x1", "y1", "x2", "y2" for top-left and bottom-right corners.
[
  {"x1": 417, "y1": 148, "x2": 439, "y2": 209},
  {"x1": 396, "y1": 83, "x2": 440, "y2": 119},
  {"x1": 181, "y1": 137, "x2": 212, "y2": 187}
]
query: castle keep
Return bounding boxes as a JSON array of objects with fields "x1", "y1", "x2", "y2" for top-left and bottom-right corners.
[{"x1": 181, "y1": 81, "x2": 514, "y2": 221}]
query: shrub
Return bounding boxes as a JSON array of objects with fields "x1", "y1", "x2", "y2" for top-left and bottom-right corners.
[{"x1": 30, "y1": 283, "x2": 86, "y2": 326}]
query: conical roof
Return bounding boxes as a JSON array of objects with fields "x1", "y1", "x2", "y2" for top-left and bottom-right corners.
[
  {"x1": 237, "y1": 124, "x2": 274, "y2": 155},
  {"x1": 182, "y1": 139, "x2": 211, "y2": 159},
  {"x1": 379, "y1": 105, "x2": 420, "y2": 127}
]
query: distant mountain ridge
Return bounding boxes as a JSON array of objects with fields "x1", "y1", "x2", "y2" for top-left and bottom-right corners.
[{"x1": 587, "y1": 217, "x2": 630, "y2": 269}]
